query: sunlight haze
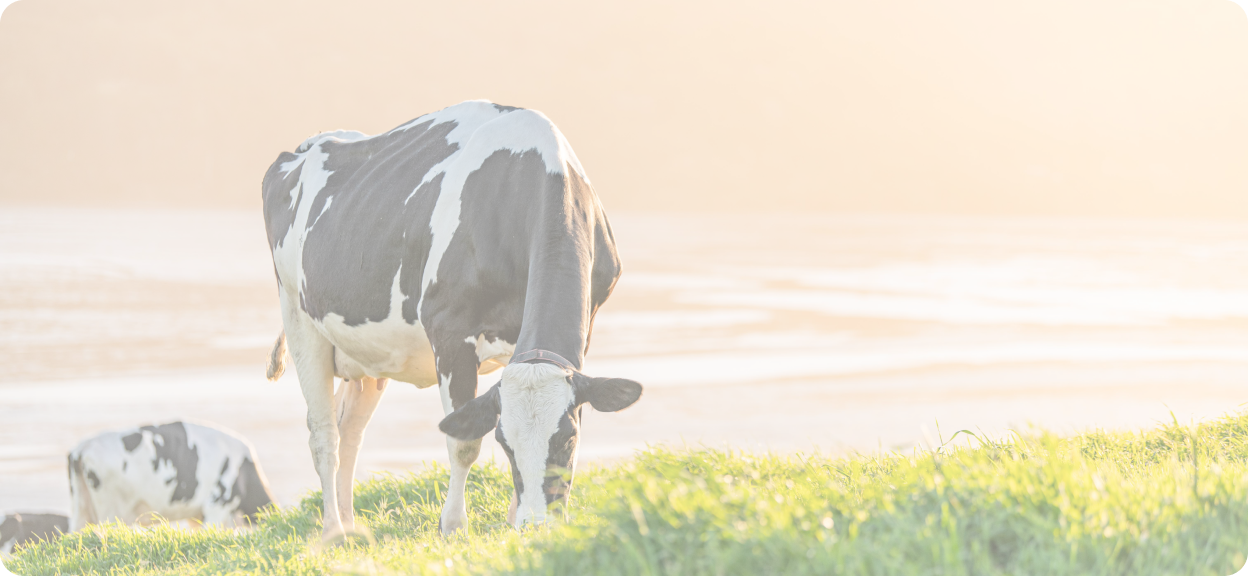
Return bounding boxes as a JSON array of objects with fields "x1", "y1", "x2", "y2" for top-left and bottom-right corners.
[{"x1": 2, "y1": 0, "x2": 1248, "y2": 218}]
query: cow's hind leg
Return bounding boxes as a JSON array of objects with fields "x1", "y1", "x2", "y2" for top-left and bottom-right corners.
[
  {"x1": 284, "y1": 311, "x2": 343, "y2": 540},
  {"x1": 334, "y1": 376, "x2": 387, "y2": 533},
  {"x1": 436, "y1": 338, "x2": 482, "y2": 535}
]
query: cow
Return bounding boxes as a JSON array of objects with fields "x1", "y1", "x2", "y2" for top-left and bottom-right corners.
[
  {"x1": 68, "y1": 421, "x2": 274, "y2": 531},
  {"x1": 262, "y1": 100, "x2": 643, "y2": 538},
  {"x1": 0, "y1": 512, "x2": 67, "y2": 553}
]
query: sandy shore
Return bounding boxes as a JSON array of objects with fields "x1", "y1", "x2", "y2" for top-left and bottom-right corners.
[{"x1": 3, "y1": 208, "x2": 1248, "y2": 512}]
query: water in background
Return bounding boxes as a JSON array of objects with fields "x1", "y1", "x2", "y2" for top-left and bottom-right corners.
[{"x1": 2, "y1": 208, "x2": 1247, "y2": 511}]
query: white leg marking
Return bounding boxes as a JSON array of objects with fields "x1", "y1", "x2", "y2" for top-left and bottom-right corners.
[{"x1": 439, "y1": 372, "x2": 482, "y2": 534}]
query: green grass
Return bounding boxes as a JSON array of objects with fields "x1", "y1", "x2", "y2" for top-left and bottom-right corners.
[{"x1": 12, "y1": 411, "x2": 1248, "y2": 575}]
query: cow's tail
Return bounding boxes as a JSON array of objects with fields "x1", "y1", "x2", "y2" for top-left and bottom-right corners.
[
  {"x1": 266, "y1": 331, "x2": 288, "y2": 382},
  {"x1": 67, "y1": 450, "x2": 96, "y2": 531}
]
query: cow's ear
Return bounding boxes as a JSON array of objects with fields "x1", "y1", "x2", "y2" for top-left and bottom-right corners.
[
  {"x1": 573, "y1": 374, "x2": 643, "y2": 412},
  {"x1": 439, "y1": 383, "x2": 501, "y2": 440}
]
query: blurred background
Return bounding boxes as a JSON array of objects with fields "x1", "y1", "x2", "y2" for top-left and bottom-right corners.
[{"x1": 3, "y1": 0, "x2": 1248, "y2": 513}]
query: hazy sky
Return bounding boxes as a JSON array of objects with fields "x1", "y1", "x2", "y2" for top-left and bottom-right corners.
[{"x1": 4, "y1": 0, "x2": 1248, "y2": 218}]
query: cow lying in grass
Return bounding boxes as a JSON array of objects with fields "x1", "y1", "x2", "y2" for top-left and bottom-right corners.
[
  {"x1": 0, "y1": 512, "x2": 66, "y2": 553},
  {"x1": 68, "y1": 421, "x2": 274, "y2": 530}
]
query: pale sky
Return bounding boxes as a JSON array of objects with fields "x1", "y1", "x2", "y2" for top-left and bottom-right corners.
[{"x1": 6, "y1": 0, "x2": 1248, "y2": 218}]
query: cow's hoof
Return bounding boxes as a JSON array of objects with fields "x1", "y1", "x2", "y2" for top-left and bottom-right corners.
[
  {"x1": 439, "y1": 514, "x2": 469, "y2": 536},
  {"x1": 319, "y1": 527, "x2": 347, "y2": 548},
  {"x1": 319, "y1": 526, "x2": 374, "y2": 548}
]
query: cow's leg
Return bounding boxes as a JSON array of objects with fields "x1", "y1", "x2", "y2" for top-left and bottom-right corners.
[
  {"x1": 507, "y1": 489, "x2": 520, "y2": 526},
  {"x1": 283, "y1": 307, "x2": 342, "y2": 540},
  {"x1": 436, "y1": 338, "x2": 482, "y2": 534},
  {"x1": 334, "y1": 376, "x2": 387, "y2": 533}
]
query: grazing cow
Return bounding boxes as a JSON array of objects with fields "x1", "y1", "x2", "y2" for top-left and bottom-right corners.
[
  {"x1": 0, "y1": 513, "x2": 67, "y2": 553},
  {"x1": 68, "y1": 421, "x2": 274, "y2": 531},
  {"x1": 262, "y1": 100, "x2": 643, "y2": 538}
]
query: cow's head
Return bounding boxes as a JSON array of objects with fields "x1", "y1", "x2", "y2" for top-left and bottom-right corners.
[{"x1": 438, "y1": 362, "x2": 642, "y2": 527}]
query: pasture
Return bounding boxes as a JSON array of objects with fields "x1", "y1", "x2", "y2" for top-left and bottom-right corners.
[{"x1": 9, "y1": 411, "x2": 1248, "y2": 576}]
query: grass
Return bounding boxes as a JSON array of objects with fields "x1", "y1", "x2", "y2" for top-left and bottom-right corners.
[{"x1": 11, "y1": 411, "x2": 1248, "y2": 575}]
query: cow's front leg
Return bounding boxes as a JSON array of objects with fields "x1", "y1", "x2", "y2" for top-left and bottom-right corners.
[
  {"x1": 436, "y1": 338, "x2": 482, "y2": 535},
  {"x1": 334, "y1": 376, "x2": 387, "y2": 533}
]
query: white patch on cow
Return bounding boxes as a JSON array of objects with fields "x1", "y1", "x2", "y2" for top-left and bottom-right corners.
[
  {"x1": 313, "y1": 265, "x2": 438, "y2": 388},
  {"x1": 307, "y1": 195, "x2": 334, "y2": 231},
  {"x1": 299, "y1": 129, "x2": 369, "y2": 151},
  {"x1": 281, "y1": 130, "x2": 370, "y2": 175},
  {"x1": 395, "y1": 99, "x2": 501, "y2": 139},
  {"x1": 473, "y1": 334, "x2": 515, "y2": 375},
  {"x1": 498, "y1": 363, "x2": 573, "y2": 526},
  {"x1": 437, "y1": 371, "x2": 454, "y2": 414}
]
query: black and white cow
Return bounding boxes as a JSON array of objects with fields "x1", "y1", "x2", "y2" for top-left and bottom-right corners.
[
  {"x1": 262, "y1": 100, "x2": 643, "y2": 538},
  {"x1": 68, "y1": 421, "x2": 274, "y2": 531},
  {"x1": 0, "y1": 513, "x2": 67, "y2": 553}
]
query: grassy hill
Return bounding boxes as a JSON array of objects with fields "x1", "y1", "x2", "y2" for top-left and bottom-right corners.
[{"x1": 11, "y1": 412, "x2": 1248, "y2": 575}]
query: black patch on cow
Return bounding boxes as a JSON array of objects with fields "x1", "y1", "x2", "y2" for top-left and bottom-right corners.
[
  {"x1": 212, "y1": 457, "x2": 231, "y2": 508},
  {"x1": 442, "y1": 338, "x2": 487, "y2": 410},
  {"x1": 298, "y1": 119, "x2": 458, "y2": 326},
  {"x1": 492, "y1": 103, "x2": 520, "y2": 113},
  {"x1": 209, "y1": 454, "x2": 274, "y2": 525},
  {"x1": 231, "y1": 457, "x2": 274, "y2": 523},
  {"x1": 494, "y1": 426, "x2": 522, "y2": 499},
  {"x1": 261, "y1": 151, "x2": 305, "y2": 254},
  {"x1": 69, "y1": 452, "x2": 91, "y2": 498},
  {"x1": 573, "y1": 374, "x2": 644, "y2": 412},
  {"x1": 433, "y1": 151, "x2": 614, "y2": 366},
  {"x1": 122, "y1": 431, "x2": 142, "y2": 452},
  {"x1": 399, "y1": 172, "x2": 442, "y2": 325},
  {"x1": 544, "y1": 405, "x2": 581, "y2": 505},
  {"x1": 86, "y1": 470, "x2": 101, "y2": 489},
  {"x1": 137, "y1": 422, "x2": 200, "y2": 502},
  {"x1": 439, "y1": 382, "x2": 501, "y2": 439}
]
